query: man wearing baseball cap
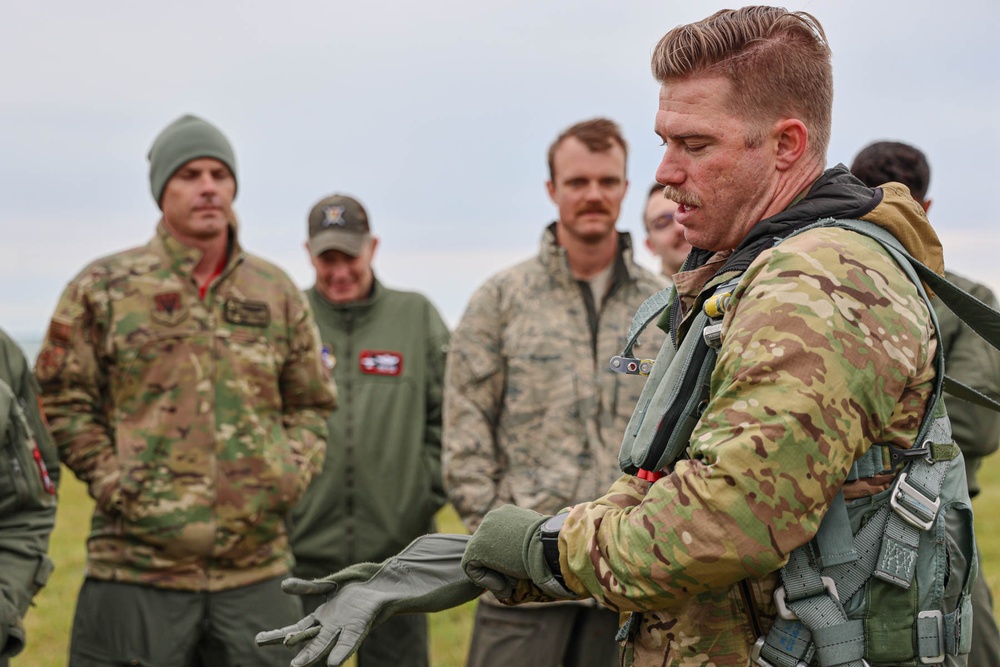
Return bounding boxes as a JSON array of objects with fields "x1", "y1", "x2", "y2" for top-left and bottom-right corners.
[
  {"x1": 36, "y1": 114, "x2": 338, "y2": 667},
  {"x1": 288, "y1": 194, "x2": 450, "y2": 667}
]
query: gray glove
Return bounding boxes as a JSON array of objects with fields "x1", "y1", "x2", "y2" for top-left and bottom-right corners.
[{"x1": 255, "y1": 534, "x2": 483, "y2": 667}]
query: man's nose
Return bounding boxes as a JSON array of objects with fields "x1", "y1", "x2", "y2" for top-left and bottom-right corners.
[{"x1": 656, "y1": 148, "x2": 684, "y2": 187}]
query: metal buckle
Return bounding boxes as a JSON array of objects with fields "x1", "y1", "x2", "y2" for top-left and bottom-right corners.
[
  {"x1": 917, "y1": 610, "x2": 946, "y2": 664},
  {"x1": 750, "y1": 637, "x2": 807, "y2": 667},
  {"x1": 890, "y1": 472, "x2": 940, "y2": 531},
  {"x1": 609, "y1": 356, "x2": 653, "y2": 376},
  {"x1": 750, "y1": 638, "x2": 776, "y2": 667},
  {"x1": 773, "y1": 577, "x2": 840, "y2": 621},
  {"x1": 702, "y1": 322, "x2": 723, "y2": 348}
]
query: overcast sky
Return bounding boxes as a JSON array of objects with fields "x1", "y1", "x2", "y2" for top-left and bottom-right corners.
[{"x1": 2, "y1": 0, "x2": 999, "y2": 343}]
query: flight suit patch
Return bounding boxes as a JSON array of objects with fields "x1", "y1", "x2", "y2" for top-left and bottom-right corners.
[{"x1": 359, "y1": 350, "x2": 403, "y2": 376}]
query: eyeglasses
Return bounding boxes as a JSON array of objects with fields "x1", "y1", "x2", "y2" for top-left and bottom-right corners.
[{"x1": 646, "y1": 213, "x2": 675, "y2": 231}]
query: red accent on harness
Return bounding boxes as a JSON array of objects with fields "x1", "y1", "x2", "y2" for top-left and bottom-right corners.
[
  {"x1": 636, "y1": 468, "x2": 665, "y2": 482},
  {"x1": 32, "y1": 443, "x2": 56, "y2": 495}
]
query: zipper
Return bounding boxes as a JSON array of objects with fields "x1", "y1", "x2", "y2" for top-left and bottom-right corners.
[{"x1": 739, "y1": 579, "x2": 764, "y2": 639}]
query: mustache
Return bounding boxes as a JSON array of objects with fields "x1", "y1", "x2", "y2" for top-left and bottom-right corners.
[
  {"x1": 661, "y1": 186, "x2": 702, "y2": 208},
  {"x1": 580, "y1": 204, "x2": 610, "y2": 214}
]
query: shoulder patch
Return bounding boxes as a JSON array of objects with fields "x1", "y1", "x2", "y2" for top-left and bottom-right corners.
[
  {"x1": 151, "y1": 291, "x2": 189, "y2": 327},
  {"x1": 359, "y1": 350, "x2": 403, "y2": 376}
]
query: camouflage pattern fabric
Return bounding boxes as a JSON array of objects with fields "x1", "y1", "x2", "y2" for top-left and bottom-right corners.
[
  {"x1": 537, "y1": 194, "x2": 941, "y2": 665},
  {"x1": 36, "y1": 222, "x2": 337, "y2": 592},
  {"x1": 443, "y1": 226, "x2": 666, "y2": 536}
]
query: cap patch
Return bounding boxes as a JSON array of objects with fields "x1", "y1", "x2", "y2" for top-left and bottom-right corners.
[
  {"x1": 359, "y1": 350, "x2": 403, "y2": 376},
  {"x1": 322, "y1": 205, "x2": 346, "y2": 228}
]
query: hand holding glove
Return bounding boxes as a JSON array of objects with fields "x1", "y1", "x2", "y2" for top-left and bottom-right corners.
[
  {"x1": 461, "y1": 505, "x2": 580, "y2": 601},
  {"x1": 255, "y1": 534, "x2": 482, "y2": 667}
]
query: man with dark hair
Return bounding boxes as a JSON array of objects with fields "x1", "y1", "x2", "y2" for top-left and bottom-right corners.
[
  {"x1": 642, "y1": 183, "x2": 689, "y2": 281},
  {"x1": 442, "y1": 117, "x2": 665, "y2": 667},
  {"x1": 37, "y1": 114, "x2": 338, "y2": 667},
  {"x1": 260, "y1": 9, "x2": 976, "y2": 667},
  {"x1": 852, "y1": 139, "x2": 1000, "y2": 667}
]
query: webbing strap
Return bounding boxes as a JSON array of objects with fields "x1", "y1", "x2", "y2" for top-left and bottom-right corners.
[
  {"x1": 761, "y1": 219, "x2": 961, "y2": 667},
  {"x1": 621, "y1": 286, "x2": 674, "y2": 358}
]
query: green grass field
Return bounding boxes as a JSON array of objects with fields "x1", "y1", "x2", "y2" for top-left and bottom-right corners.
[{"x1": 16, "y1": 456, "x2": 1000, "y2": 667}]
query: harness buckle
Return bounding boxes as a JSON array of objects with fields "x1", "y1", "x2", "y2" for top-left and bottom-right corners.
[
  {"x1": 773, "y1": 576, "x2": 839, "y2": 621},
  {"x1": 609, "y1": 356, "x2": 654, "y2": 376},
  {"x1": 751, "y1": 637, "x2": 807, "y2": 667},
  {"x1": 917, "y1": 610, "x2": 946, "y2": 664},
  {"x1": 702, "y1": 322, "x2": 723, "y2": 348},
  {"x1": 890, "y1": 472, "x2": 940, "y2": 531}
]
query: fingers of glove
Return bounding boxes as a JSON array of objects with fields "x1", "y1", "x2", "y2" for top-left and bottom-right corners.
[
  {"x1": 255, "y1": 615, "x2": 317, "y2": 647},
  {"x1": 283, "y1": 625, "x2": 321, "y2": 648},
  {"x1": 324, "y1": 623, "x2": 368, "y2": 666},
  {"x1": 463, "y1": 561, "x2": 515, "y2": 597},
  {"x1": 282, "y1": 577, "x2": 339, "y2": 597},
  {"x1": 290, "y1": 625, "x2": 340, "y2": 667}
]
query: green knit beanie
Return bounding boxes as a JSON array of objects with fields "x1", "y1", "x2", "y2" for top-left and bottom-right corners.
[{"x1": 147, "y1": 114, "x2": 238, "y2": 207}]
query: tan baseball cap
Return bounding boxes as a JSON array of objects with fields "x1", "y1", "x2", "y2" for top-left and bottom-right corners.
[{"x1": 307, "y1": 194, "x2": 371, "y2": 257}]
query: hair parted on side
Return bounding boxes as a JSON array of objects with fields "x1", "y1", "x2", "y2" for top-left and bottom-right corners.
[
  {"x1": 651, "y1": 6, "x2": 833, "y2": 159},
  {"x1": 547, "y1": 118, "x2": 629, "y2": 182},
  {"x1": 850, "y1": 141, "x2": 931, "y2": 203}
]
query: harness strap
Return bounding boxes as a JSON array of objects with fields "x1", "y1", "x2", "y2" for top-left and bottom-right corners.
[{"x1": 759, "y1": 220, "x2": 960, "y2": 667}]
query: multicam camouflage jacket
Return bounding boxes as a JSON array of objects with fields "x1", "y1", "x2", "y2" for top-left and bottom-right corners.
[
  {"x1": 509, "y1": 169, "x2": 946, "y2": 666},
  {"x1": 443, "y1": 224, "x2": 666, "y2": 538},
  {"x1": 36, "y1": 222, "x2": 337, "y2": 592}
]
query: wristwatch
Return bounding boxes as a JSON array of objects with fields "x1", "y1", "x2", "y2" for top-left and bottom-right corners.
[{"x1": 540, "y1": 512, "x2": 570, "y2": 588}]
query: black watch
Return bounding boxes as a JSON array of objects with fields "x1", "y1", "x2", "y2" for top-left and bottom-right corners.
[{"x1": 540, "y1": 512, "x2": 569, "y2": 587}]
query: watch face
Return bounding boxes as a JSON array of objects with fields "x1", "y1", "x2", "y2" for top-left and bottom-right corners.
[{"x1": 543, "y1": 512, "x2": 569, "y2": 535}]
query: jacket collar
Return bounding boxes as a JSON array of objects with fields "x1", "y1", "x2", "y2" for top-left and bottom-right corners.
[
  {"x1": 538, "y1": 221, "x2": 640, "y2": 285},
  {"x1": 150, "y1": 221, "x2": 243, "y2": 279}
]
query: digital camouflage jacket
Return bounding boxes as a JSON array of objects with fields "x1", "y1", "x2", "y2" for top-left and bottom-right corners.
[
  {"x1": 515, "y1": 169, "x2": 946, "y2": 666},
  {"x1": 444, "y1": 226, "x2": 666, "y2": 535},
  {"x1": 36, "y1": 222, "x2": 337, "y2": 591}
]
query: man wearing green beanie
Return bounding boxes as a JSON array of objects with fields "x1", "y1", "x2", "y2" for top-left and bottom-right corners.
[{"x1": 36, "y1": 114, "x2": 338, "y2": 667}]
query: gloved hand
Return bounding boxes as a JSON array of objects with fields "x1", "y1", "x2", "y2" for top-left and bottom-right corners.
[
  {"x1": 255, "y1": 533, "x2": 482, "y2": 667},
  {"x1": 461, "y1": 504, "x2": 579, "y2": 600}
]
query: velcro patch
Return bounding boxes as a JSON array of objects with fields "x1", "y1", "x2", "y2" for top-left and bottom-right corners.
[
  {"x1": 224, "y1": 299, "x2": 271, "y2": 328},
  {"x1": 48, "y1": 320, "x2": 72, "y2": 347},
  {"x1": 359, "y1": 350, "x2": 403, "y2": 376}
]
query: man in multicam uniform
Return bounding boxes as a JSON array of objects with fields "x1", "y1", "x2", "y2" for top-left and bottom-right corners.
[
  {"x1": 256, "y1": 8, "x2": 967, "y2": 667},
  {"x1": 443, "y1": 118, "x2": 665, "y2": 667},
  {"x1": 851, "y1": 140, "x2": 1000, "y2": 667},
  {"x1": 36, "y1": 114, "x2": 338, "y2": 667},
  {"x1": 0, "y1": 327, "x2": 58, "y2": 666}
]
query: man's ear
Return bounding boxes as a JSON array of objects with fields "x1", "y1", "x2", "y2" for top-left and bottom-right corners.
[
  {"x1": 773, "y1": 118, "x2": 808, "y2": 171},
  {"x1": 921, "y1": 198, "x2": 932, "y2": 214},
  {"x1": 546, "y1": 180, "x2": 557, "y2": 204}
]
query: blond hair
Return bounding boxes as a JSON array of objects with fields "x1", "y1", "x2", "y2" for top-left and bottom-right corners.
[
  {"x1": 547, "y1": 118, "x2": 628, "y2": 182},
  {"x1": 651, "y1": 6, "x2": 832, "y2": 159}
]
